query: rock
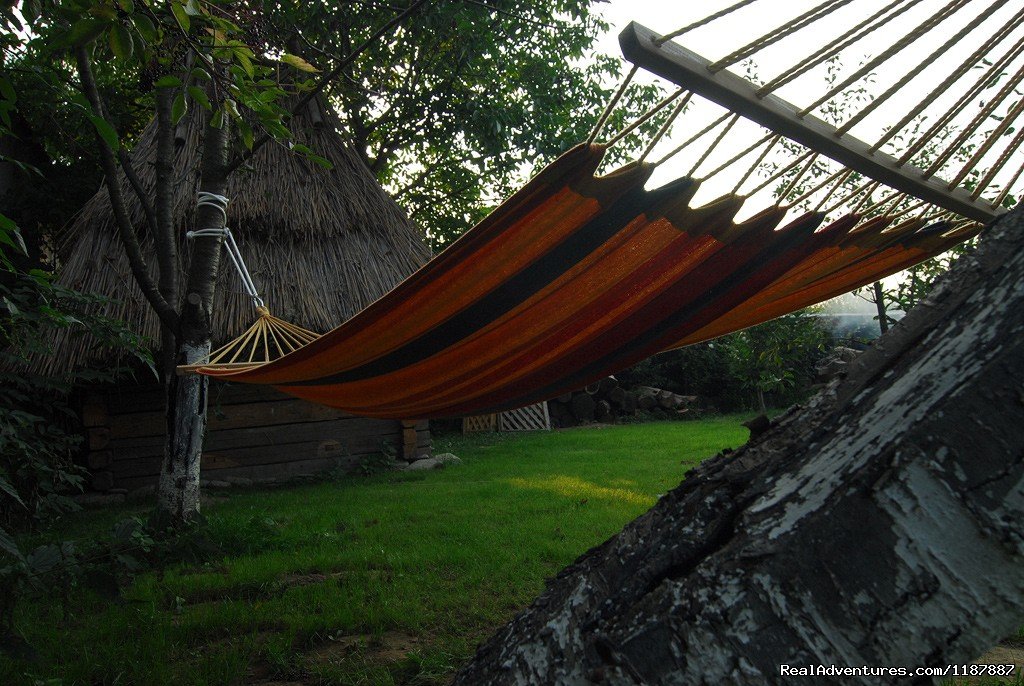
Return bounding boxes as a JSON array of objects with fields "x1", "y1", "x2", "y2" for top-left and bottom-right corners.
[
  {"x1": 435, "y1": 453, "x2": 463, "y2": 466},
  {"x1": 571, "y1": 392, "x2": 596, "y2": 422},
  {"x1": 595, "y1": 400, "x2": 615, "y2": 424},
  {"x1": 815, "y1": 358, "x2": 848, "y2": 380},
  {"x1": 205, "y1": 480, "x2": 231, "y2": 489},
  {"x1": 742, "y1": 414, "x2": 771, "y2": 439},
  {"x1": 224, "y1": 476, "x2": 253, "y2": 487},
  {"x1": 74, "y1": 492, "x2": 126, "y2": 507},
  {"x1": 833, "y1": 346, "x2": 860, "y2": 363},
  {"x1": 406, "y1": 457, "x2": 443, "y2": 471},
  {"x1": 638, "y1": 393, "x2": 657, "y2": 410},
  {"x1": 392, "y1": 461, "x2": 412, "y2": 470}
]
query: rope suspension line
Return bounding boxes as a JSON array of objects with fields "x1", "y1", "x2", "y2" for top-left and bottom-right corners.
[
  {"x1": 187, "y1": 195, "x2": 265, "y2": 311},
  {"x1": 834, "y1": 0, "x2": 1012, "y2": 137},
  {"x1": 757, "y1": 0, "x2": 924, "y2": 96},
  {"x1": 708, "y1": 0, "x2": 855, "y2": 74},
  {"x1": 871, "y1": 7, "x2": 1024, "y2": 154},
  {"x1": 654, "y1": 0, "x2": 760, "y2": 46}
]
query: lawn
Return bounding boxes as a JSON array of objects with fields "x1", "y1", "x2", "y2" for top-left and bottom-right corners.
[{"x1": 2, "y1": 416, "x2": 753, "y2": 686}]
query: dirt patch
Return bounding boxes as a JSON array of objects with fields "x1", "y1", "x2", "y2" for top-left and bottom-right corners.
[
  {"x1": 966, "y1": 639, "x2": 1024, "y2": 684},
  {"x1": 309, "y1": 630, "x2": 423, "y2": 664}
]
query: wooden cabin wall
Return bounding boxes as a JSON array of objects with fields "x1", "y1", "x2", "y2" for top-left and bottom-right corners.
[{"x1": 81, "y1": 381, "x2": 431, "y2": 492}]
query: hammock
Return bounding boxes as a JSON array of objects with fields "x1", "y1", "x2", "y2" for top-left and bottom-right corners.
[
  {"x1": 186, "y1": 0, "x2": 1019, "y2": 419},
  {"x1": 190, "y1": 142, "x2": 971, "y2": 418}
]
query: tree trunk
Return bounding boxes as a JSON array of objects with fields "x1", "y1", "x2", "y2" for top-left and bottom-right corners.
[
  {"x1": 156, "y1": 109, "x2": 231, "y2": 524},
  {"x1": 872, "y1": 280, "x2": 889, "y2": 335},
  {"x1": 454, "y1": 208, "x2": 1024, "y2": 685}
]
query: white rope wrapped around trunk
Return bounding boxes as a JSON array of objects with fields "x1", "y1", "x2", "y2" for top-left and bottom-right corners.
[{"x1": 186, "y1": 192, "x2": 265, "y2": 309}]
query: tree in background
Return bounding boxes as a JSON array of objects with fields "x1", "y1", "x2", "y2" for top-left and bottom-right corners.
[
  {"x1": 721, "y1": 310, "x2": 828, "y2": 413},
  {"x1": 269, "y1": 0, "x2": 661, "y2": 248}
]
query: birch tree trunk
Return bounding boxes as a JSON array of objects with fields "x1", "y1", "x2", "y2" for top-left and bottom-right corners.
[
  {"x1": 157, "y1": 111, "x2": 230, "y2": 523},
  {"x1": 454, "y1": 207, "x2": 1024, "y2": 685}
]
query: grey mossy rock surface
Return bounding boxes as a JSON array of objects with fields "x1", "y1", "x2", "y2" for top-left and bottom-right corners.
[
  {"x1": 453, "y1": 208, "x2": 1024, "y2": 685},
  {"x1": 406, "y1": 457, "x2": 443, "y2": 471},
  {"x1": 435, "y1": 453, "x2": 463, "y2": 466}
]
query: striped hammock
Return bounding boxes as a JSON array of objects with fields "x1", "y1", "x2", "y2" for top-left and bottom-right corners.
[{"x1": 194, "y1": 143, "x2": 973, "y2": 418}]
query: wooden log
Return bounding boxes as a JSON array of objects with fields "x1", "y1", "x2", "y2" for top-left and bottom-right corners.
[
  {"x1": 401, "y1": 420, "x2": 419, "y2": 461},
  {"x1": 87, "y1": 450, "x2": 112, "y2": 470},
  {"x1": 105, "y1": 415, "x2": 400, "y2": 458},
  {"x1": 571, "y1": 393, "x2": 596, "y2": 423},
  {"x1": 88, "y1": 426, "x2": 111, "y2": 450},
  {"x1": 91, "y1": 470, "x2": 114, "y2": 492},
  {"x1": 80, "y1": 394, "x2": 108, "y2": 428},
  {"x1": 110, "y1": 429, "x2": 404, "y2": 480},
  {"x1": 113, "y1": 455, "x2": 357, "y2": 492}
]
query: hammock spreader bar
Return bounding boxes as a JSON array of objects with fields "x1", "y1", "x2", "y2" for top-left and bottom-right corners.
[
  {"x1": 186, "y1": 144, "x2": 973, "y2": 419},
  {"x1": 618, "y1": 22, "x2": 1003, "y2": 224}
]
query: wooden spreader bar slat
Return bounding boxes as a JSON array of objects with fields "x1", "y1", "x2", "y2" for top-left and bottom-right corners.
[{"x1": 618, "y1": 22, "x2": 1005, "y2": 224}]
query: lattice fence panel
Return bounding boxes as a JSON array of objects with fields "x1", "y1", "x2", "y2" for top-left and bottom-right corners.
[
  {"x1": 498, "y1": 402, "x2": 551, "y2": 432},
  {"x1": 462, "y1": 413, "x2": 497, "y2": 434}
]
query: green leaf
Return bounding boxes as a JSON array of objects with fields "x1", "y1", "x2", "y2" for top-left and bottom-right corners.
[
  {"x1": 0, "y1": 76, "x2": 15, "y2": 103},
  {"x1": 0, "y1": 526, "x2": 22, "y2": 561},
  {"x1": 0, "y1": 474, "x2": 24, "y2": 507},
  {"x1": 304, "y1": 152, "x2": 333, "y2": 169},
  {"x1": 237, "y1": 119, "x2": 253, "y2": 149},
  {"x1": 234, "y1": 50, "x2": 254, "y2": 78},
  {"x1": 109, "y1": 23, "x2": 133, "y2": 59},
  {"x1": 67, "y1": 17, "x2": 108, "y2": 46},
  {"x1": 281, "y1": 53, "x2": 319, "y2": 73},
  {"x1": 118, "y1": 0, "x2": 135, "y2": 12},
  {"x1": 154, "y1": 75, "x2": 181, "y2": 88},
  {"x1": 132, "y1": 14, "x2": 158, "y2": 43},
  {"x1": 210, "y1": 108, "x2": 224, "y2": 129},
  {"x1": 171, "y1": 2, "x2": 190, "y2": 33},
  {"x1": 171, "y1": 92, "x2": 187, "y2": 124},
  {"x1": 187, "y1": 86, "x2": 210, "y2": 110},
  {"x1": 223, "y1": 98, "x2": 240, "y2": 120},
  {"x1": 190, "y1": 67, "x2": 210, "y2": 81},
  {"x1": 88, "y1": 114, "x2": 119, "y2": 151}
]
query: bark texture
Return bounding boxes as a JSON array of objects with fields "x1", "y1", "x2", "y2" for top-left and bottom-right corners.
[
  {"x1": 157, "y1": 108, "x2": 230, "y2": 523},
  {"x1": 454, "y1": 208, "x2": 1024, "y2": 685}
]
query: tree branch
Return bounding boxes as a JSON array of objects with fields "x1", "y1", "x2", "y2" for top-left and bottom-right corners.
[
  {"x1": 116, "y1": 147, "x2": 158, "y2": 236},
  {"x1": 74, "y1": 46, "x2": 178, "y2": 332},
  {"x1": 223, "y1": 0, "x2": 431, "y2": 175}
]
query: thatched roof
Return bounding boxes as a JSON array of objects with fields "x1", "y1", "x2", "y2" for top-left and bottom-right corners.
[{"x1": 45, "y1": 98, "x2": 431, "y2": 375}]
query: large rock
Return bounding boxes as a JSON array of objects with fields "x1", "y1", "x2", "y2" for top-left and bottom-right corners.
[
  {"x1": 435, "y1": 453, "x2": 463, "y2": 466},
  {"x1": 406, "y1": 457, "x2": 443, "y2": 471}
]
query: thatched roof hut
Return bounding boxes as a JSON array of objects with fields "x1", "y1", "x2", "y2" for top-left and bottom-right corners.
[
  {"x1": 49, "y1": 97, "x2": 431, "y2": 375},
  {"x1": 49, "y1": 99, "x2": 434, "y2": 494}
]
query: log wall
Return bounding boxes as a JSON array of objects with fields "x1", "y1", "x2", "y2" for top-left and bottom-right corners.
[{"x1": 81, "y1": 381, "x2": 430, "y2": 492}]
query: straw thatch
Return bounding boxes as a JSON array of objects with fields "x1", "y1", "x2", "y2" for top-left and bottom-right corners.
[{"x1": 44, "y1": 98, "x2": 431, "y2": 375}]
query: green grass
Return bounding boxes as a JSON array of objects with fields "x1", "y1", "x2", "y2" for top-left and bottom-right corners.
[{"x1": 2, "y1": 416, "x2": 753, "y2": 686}]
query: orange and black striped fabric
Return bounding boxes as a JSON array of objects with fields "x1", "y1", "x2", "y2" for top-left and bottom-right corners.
[{"x1": 198, "y1": 144, "x2": 978, "y2": 418}]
